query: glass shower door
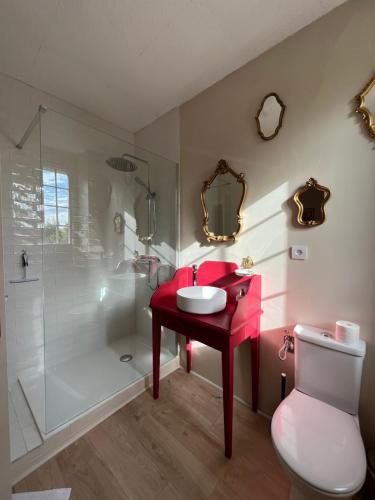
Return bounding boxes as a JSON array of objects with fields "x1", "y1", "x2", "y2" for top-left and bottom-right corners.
[
  {"x1": 38, "y1": 110, "x2": 178, "y2": 433},
  {"x1": 1, "y1": 119, "x2": 47, "y2": 451}
]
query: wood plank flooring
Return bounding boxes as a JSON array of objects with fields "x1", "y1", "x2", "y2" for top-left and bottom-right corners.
[{"x1": 14, "y1": 369, "x2": 290, "y2": 500}]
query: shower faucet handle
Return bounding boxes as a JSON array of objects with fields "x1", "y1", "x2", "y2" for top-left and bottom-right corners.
[{"x1": 21, "y1": 250, "x2": 29, "y2": 267}]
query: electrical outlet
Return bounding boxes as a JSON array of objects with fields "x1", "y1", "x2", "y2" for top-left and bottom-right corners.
[{"x1": 291, "y1": 245, "x2": 308, "y2": 260}]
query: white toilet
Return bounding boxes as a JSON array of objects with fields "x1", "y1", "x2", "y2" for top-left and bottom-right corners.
[{"x1": 272, "y1": 324, "x2": 367, "y2": 499}]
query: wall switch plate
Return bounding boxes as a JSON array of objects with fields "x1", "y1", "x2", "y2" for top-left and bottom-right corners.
[{"x1": 291, "y1": 245, "x2": 308, "y2": 260}]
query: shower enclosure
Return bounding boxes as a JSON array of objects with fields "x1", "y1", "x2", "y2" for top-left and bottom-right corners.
[{"x1": 2, "y1": 107, "x2": 178, "y2": 456}]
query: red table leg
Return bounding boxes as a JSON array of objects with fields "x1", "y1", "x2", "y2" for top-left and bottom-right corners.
[
  {"x1": 250, "y1": 318, "x2": 261, "y2": 411},
  {"x1": 222, "y1": 338, "x2": 234, "y2": 459},
  {"x1": 152, "y1": 316, "x2": 161, "y2": 399},
  {"x1": 186, "y1": 337, "x2": 192, "y2": 373}
]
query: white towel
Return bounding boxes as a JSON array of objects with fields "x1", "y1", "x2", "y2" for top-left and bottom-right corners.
[{"x1": 12, "y1": 489, "x2": 71, "y2": 500}]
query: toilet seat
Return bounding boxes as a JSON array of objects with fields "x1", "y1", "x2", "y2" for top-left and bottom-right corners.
[{"x1": 271, "y1": 389, "x2": 366, "y2": 496}]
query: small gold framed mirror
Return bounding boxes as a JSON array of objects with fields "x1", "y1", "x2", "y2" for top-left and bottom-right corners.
[
  {"x1": 356, "y1": 76, "x2": 375, "y2": 138},
  {"x1": 255, "y1": 92, "x2": 286, "y2": 141},
  {"x1": 201, "y1": 159, "x2": 246, "y2": 242},
  {"x1": 293, "y1": 178, "x2": 330, "y2": 227}
]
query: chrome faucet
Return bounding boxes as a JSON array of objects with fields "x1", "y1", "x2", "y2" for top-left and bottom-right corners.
[{"x1": 192, "y1": 264, "x2": 198, "y2": 286}]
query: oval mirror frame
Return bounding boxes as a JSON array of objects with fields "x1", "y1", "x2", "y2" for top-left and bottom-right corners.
[
  {"x1": 255, "y1": 92, "x2": 286, "y2": 141},
  {"x1": 356, "y1": 75, "x2": 375, "y2": 138},
  {"x1": 293, "y1": 178, "x2": 331, "y2": 227},
  {"x1": 201, "y1": 159, "x2": 246, "y2": 242}
]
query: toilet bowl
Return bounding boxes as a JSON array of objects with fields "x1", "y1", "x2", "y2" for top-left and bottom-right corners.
[
  {"x1": 271, "y1": 325, "x2": 367, "y2": 499},
  {"x1": 272, "y1": 390, "x2": 366, "y2": 499}
]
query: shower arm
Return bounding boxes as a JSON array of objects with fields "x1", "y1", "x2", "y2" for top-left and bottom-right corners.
[{"x1": 16, "y1": 105, "x2": 47, "y2": 149}]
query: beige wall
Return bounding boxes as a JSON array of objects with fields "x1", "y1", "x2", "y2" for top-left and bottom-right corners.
[
  {"x1": 180, "y1": 0, "x2": 375, "y2": 447},
  {"x1": 135, "y1": 108, "x2": 180, "y2": 164}
]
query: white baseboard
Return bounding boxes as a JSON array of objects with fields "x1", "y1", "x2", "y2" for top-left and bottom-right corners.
[
  {"x1": 256, "y1": 409, "x2": 272, "y2": 421},
  {"x1": 11, "y1": 356, "x2": 180, "y2": 485},
  {"x1": 190, "y1": 370, "x2": 272, "y2": 420}
]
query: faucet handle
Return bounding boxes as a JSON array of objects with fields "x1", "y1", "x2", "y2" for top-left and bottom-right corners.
[
  {"x1": 21, "y1": 250, "x2": 28, "y2": 267},
  {"x1": 192, "y1": 264, "x2": 198, "y2": 286}
]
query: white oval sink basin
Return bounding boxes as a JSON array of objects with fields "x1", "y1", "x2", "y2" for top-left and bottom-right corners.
[{"x1": 177, "y1": 286, "x2": 227, "y2": 314}]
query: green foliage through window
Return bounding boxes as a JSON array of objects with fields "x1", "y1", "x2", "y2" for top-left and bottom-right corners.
[{"x1": 43, "y1": 169, "x2": 70, "y2": 244}]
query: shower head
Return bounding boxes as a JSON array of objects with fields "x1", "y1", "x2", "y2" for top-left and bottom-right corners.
[
  {"x1": 106, "y1": 156, "x2": 137, "y2": 172},
  {"x1": 106, "y1": 153, "x2": 149, "y2": 173}
]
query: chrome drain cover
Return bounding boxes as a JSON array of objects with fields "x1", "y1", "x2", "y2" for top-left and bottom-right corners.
[{"x1": 120, "y1": 354, "x2": 133, "y2": 362}]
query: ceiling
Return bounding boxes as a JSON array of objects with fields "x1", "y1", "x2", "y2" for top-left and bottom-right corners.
[{"x1": 0, "y1": 0, "x2": 347, "y2": 132}]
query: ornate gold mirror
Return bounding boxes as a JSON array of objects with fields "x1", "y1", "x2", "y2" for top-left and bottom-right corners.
[
  {"x1": 356, "y1": 76, "x2": 375, "y2": 138},
  {"x1": 255, "y1": 92, "x2": 286, "y2": 140},
  {"x1": 293, "y1": 178, "x2": 330, "y2": 227},
  {"x1": 201, "y1": 159, "x2": 246, "y2": 242}
]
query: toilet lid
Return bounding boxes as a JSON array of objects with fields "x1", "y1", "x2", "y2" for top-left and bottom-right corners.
[{"x1": 271, "y1": 390, "x2": 366, "y2": 495}]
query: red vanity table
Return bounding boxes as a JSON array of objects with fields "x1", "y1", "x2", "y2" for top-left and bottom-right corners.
[{"x1": 150, "y1": 260, "x2": 262, "y2": 458}]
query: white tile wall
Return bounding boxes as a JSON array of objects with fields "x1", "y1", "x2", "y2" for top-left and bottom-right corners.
[{"x1": 2, "y1": 151, "x2": 44, "y2": 388}]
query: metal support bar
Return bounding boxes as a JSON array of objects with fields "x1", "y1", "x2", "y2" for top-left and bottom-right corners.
[{"x1": 16, "y1": 105, "x2": 47, "y2": 149}]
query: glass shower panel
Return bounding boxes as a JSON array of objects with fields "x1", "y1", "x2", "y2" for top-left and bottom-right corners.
[
  {"x1": 36, "y1": 110, "x2": 177, "y2": 433},
  {"x1": 0, "y1": 122, "x2": 47, "y2": 439}
]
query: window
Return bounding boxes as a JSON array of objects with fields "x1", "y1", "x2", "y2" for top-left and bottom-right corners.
[{"x1": 42, "y1": 169, "x2": 70, "y2": 244}]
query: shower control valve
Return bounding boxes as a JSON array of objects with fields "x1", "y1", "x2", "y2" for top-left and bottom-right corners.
[{"x1": 21, "y1": 249, "x2": 29, "y2": 267}]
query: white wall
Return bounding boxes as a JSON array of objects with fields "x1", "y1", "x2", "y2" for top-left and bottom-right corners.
[{"x1": 179, "y1": 0, "x2": 375, "y2": 448}]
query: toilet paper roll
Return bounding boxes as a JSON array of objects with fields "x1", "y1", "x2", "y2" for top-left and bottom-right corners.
[{"x1": 335, "y1": 320, "x2": 360, "y2": 345}]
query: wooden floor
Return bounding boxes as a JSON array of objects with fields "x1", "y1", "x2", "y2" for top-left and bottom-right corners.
[{"x1": 15, "y1": 369, "x2": 290, "y2": 500}]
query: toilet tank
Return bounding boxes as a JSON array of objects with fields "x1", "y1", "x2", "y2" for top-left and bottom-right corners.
[{"x1": 294, "y1": 324, "x2": 366, "y2": 415}]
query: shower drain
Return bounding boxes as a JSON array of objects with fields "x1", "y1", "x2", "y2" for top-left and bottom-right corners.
[{"x1": 120, "y1": 354, "x2": 133, "y2": 362}]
